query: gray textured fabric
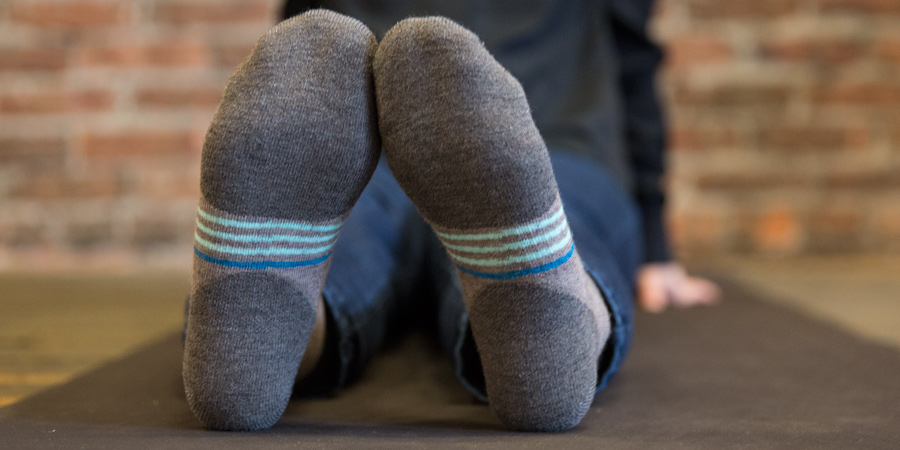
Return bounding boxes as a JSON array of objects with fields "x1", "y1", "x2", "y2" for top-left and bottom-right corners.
[
  {"x1": 184, "y1": 10, "x2": 380, "y2": 431},
  {"x1": 374, "y1": 17, "x2": 556, "y2": 229},
  {"x1": 374, "y1": 17, "x2": 610, "y2": 432},
  {"x1": 469, "y1": 283, "x2": 600, "y2": 431},
  {"x1": 185, "y1": 273, "x2": 315, "y2": 431},
  {"x1": 200, "y1": 11, "x2": 380, "y2": 221}
]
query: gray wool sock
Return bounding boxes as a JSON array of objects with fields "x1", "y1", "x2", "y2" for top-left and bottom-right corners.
[
  {"x1": 183, "y1": 10, "x2": 379, "y2": 431},
  {"x1": 374, "y1": 17, "x2": 612, "y2": 432}
]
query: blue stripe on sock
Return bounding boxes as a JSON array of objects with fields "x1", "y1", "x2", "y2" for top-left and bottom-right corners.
[
  {"x1": 194, "y1": 247, "x2": 331, "y2": 269},
  {"x1": 455, "y1": 243, "x2": 575, "y2": 280}
]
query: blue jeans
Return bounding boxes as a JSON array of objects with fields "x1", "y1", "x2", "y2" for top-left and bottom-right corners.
[{"x1": 304, "y1": 150, "x2": 641, "y2": 400}]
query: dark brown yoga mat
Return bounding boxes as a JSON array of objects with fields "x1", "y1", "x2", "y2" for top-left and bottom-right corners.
[{"x1": 2, "y1": 278, "x2": 898, "y2": 449}]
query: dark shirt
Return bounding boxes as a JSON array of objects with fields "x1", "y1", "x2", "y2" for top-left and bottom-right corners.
[{"x1": 283, "y1": 0, "x2": 671, "y2": 263}]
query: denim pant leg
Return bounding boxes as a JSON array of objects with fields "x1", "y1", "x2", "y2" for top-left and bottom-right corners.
[
  {"x1": 297, "y1": 159, "x2": 425, "y2": 396},
  {"x1": 435, "y1": 150, "x2": 642, "y2": 401}
]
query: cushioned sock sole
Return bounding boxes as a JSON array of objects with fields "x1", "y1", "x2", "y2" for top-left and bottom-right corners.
[
  {"x1": 374, "y1": 17, "x2": 611, "y2": 432},
  {"x1": 184, "y1": 9, "x2": 380, "y2": 431}
]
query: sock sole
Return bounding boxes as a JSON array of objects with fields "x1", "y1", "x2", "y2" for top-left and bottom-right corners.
[
  {"x1": 184, "y1": 9, "x2": 380, "y2": 431},
  {"x1": 374, "y1": 16, "x2": 610, "y2": 432},
  {"x1": 468, "y1": 282, "x2": 600, "y2": 432},
  {"x1": 185, "y1": 272, "x2": 315, "y2": 431}
]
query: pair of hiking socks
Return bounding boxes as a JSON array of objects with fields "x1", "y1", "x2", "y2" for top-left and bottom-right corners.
[{"x1": 183, "y1": 10, "x2": 612, "y2": 433}]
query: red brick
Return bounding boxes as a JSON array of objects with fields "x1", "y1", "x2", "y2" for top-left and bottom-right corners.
[
  {"x1": 74, "y1": 43, "x2": 209, "y2": 67},
  {"x1": 3, "y1": 223, "x2": 48, "y2": 248},
  {"x1": 665, "y1": 34, "x2": 732, "y2": 67},
  {"x1": 687, "y1": 0, "x2": 800, "y2": 19},
  {"x1": 874, "y1": 210, "x2": 900, "y2": 241},
  {"x1": 757, "y1": 126, "x2": 869, "y2": 151},
  {"x1": 65, "y1": 220, "x2": 114, "y2": 249},
  {"x1": 0, "y1": 138, "x2": 66, "y2": 168},
  {"x1": 0, "y1": 92, "x2": 65, "y2": 113},
  {"x1": 753, "y1": 208, "x2": 802, "y2": 252},
  {"x1": 75, "y1": 90, "x2": 116, "y2": 111},
  {"x1": 670, "y1": 127, "x2": 738, "y2": 151},
  {"x1": 0, "y1": 90, "x2": 114, "y2": 114},
  {"x1": 812, "y1": 83, "x2": 900, "y2": 105},
  {"x1": 846, "y1": 127, "x2": 870, "y2": 149},
  {"x1": 0, "y1": 137, "x2": 65, "y2": 158},
  {"x1": 11, "y1": 175, "x2": 124, "y2": 200},
  {"x1": 78, "y1": 131, "x2": 196, "y2": 156},
  {"x1": 815, "y1": 211, "x2": 863, "y2": 234},
  {"x1": 8, "y1": 1, "x2": 129, "y2": 28},
  {"x1": 73, "y1": 45, "x2": 141, "y2": 67},
  {"x1": 131, "y1": 162, "x2": 202, "y2": 198},
  {"x1": 759, "y1": 38, "x2": 865, "y2": 64},
  {"x1": 673, "y1": 84, "x2": 790, "y2": 107},
  {"x1": 807, "y1": 210, "x2": 864, "y2": 252},
  {"x1": 132, "y1": 217, "x2": 192, "y2": 249},
  {"x1": 694, "y1": 173, "x2": 808, "y2": 190},
  {"x1": 154, "y1": 1, "x2": 272, "y2": 24},
  {"x1": 136, "y1": 88, "x2": 222, "y2": 108},
  {"x1": 0, "y1": 48, "x2": 66, "y2": 71},
  {"x1": 876, "y1": 39, "x2": 900, "y2": 63},
  {"x1": 669, "y1": 212, "x2": 725, "y2": 251},
  {"x1": 136, "y1": 173, "x2": 200, "y2": 199},
  {"x1": 824, "y1": 170, "x2": 900, "y2": 190},
  {"x1": 213, "y1": 44, "x2": 255, "y2": 68},
  {"x1": 144, "y1": 43, "x2": 209, "y2": 66},
  {"x1": 819, "y1": 0, "x2": 900, "y2": 14}
]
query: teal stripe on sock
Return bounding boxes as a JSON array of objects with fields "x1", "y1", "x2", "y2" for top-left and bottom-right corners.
[
  {"x1": 196, "y1": 220, "x2": 339, "y2": 244},
  {"x1": 435, "y1": 206, "x2": 563, "y2": 241},
  {"x1": 198, "y1": 207, "x2": 342, "y2": 232},
  {"x1": 448, "y1": 228, "x2": 572, "y2": 267},
  {"x1": 194, "y1": 232, "x2": 334, "y2": 256},
  {"x1": 442, "y1": 219, "x2": 567, "y2": 254}
]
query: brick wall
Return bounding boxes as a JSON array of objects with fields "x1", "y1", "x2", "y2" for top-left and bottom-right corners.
[
  {"x1": 0, "y1": 0, "x2": 281, "y2": 271},
  {"x1": 1, "y1": 0, "x2": 898, "y2": 272},
  {"x1": 657, "y1": 0, "x2": 900, "y2": 257}
]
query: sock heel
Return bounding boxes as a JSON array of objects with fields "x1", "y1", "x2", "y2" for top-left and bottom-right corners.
[
  {"x1": 184, "y1": 272, "x2": 316, "y2": 430},
  {"x1": 468, "y1": 282, "x2": 600, "y2": 432}
]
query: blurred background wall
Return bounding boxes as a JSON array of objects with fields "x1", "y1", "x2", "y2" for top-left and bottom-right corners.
[{"x1": 0, "y1": 0, "x2": 898, "y2": 272}]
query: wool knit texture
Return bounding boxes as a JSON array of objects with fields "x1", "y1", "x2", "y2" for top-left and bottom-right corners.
[
  {"x1": 374, "y1": 17, "x2": 611, "y2": 432},
  {"x1": 183, "y1": 10, "x2": 380, "y2": 431}
]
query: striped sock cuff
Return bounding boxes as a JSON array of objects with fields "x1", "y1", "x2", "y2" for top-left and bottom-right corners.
[
  {"x1": 433, "y1": 201, "x2": 575, "y2": 280},
  {"x1": 192, "y1": 200, "x2": 342, "y2": 269}
]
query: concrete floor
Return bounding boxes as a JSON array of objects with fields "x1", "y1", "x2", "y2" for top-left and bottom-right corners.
[{"x1": 1, "y1": 255, "x2": 898, "y2": 408}]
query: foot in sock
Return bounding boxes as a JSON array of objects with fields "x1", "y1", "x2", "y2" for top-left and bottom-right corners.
[
  {"x1": 374, "y1": 17, "x2": 612, "y2": 432},
  {"x1": 183, "y1": 10, "x2": 380, "y2": 431}
]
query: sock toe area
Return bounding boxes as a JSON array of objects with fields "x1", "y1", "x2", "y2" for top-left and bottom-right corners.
[
  {"x1": 377, "y1": 16, "x2": 483, "y2": 59},
  {"x1": 243, "y1": 8, "x2": 376, "y2": 99},
  {"x1": 263, "y1": 9, "x2": 375, "y2": 58},
  {"x1": 374, "y1": 16, "x2": 519, "y2": 113},
  {"x1": 467, "y1": 283, "x2": 600, "y2": 432},
  {"x1": 183, "y1": 272, "x2": 317, "y2": 431},
  {"x1": 201, "y1": 7, "x2": 380, "y2": 222},
  {"x1": 374, "y1": 16, "x2": 556, "y2": 229}
]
